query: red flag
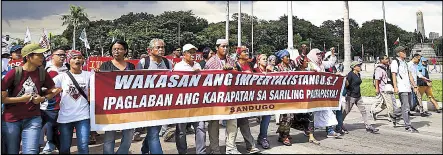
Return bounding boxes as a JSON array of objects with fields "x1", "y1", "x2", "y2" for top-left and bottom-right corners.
[{"x1": 394, "y1": 37, "x2": 399, "y2": 45}]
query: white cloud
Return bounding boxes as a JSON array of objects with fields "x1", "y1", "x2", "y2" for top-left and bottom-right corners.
[{"x1": 2, "y1": 1, "x2": 441, "y2": 42}]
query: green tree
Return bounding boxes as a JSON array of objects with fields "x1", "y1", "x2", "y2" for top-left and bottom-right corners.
[{"x1": 61, "y1": 5, "x2": 90, "y2": 50}]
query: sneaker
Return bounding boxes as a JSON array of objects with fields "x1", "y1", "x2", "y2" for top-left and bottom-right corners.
[
  {"x1": 365, "y1": 126, "x2": 379, "y2": 133},
  {"x1": 335, "y1": 129, "x2": 345, "y2": 136},
  {"x1": 405, "y1": 126, "x2": 419, "y2": 133},
  {"x1": 420, "y1": 111, "x2": 432, "y2": 117},
  {"x1": 341, "y1": 126, "x2": 349, "y2": 134},
  {"x1": 226, "y1": 149, "x2": 242, "y2": 154},
  {"x1": 247, "y1": 147, "x2": 261, "y2": 154},
  {"x1": 133, "y1": 132, "x2": 143, "y2": 141},
  {"x1": 278, "y1": 137, "x2": 292, "y2": 146},
  {"x1": 163, "y1": 129, "x2": 175, "y2": 142},
  {"x1": 39, "y1": 150, "x2": 53, "y2": 154},
  {"x1": 257, "y1": 138, "x2": 270, "y2": 149},
  {"x1": 437, "y1": 109, "x2": 442, "y2": 113},
  {"x1": 327, "y1": 131, "x2": 341, "y2": 138}
]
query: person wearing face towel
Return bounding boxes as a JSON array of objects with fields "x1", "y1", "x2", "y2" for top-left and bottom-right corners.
[{"x1": 306, "y1": 48, "x2": 341, "y2": 138}]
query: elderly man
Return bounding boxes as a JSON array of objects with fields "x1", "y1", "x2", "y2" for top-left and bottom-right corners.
[
  {"x1": 137, "y1": 38, "x2": 173, "y2": 154},
  {"x1": 173, "y1": 43, "x2": 206, "y2": 154}
]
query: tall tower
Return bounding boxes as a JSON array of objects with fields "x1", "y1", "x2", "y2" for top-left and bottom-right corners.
[{"x1": 416, "y1": 10, "x2": 425, "y2": 39}]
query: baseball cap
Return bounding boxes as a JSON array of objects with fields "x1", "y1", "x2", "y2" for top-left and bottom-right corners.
[
  {"x1": 350, "y1": 61, "x2": 362, "y2": 68},
  {"x1": 182, "y1": 44, "x2": 198, "y2": 52},
  {"x1": 216, "y1": 39, "x2": 228, "y2": 45},
  {"x1": 394, "y1": 46, "x2": 406, "y2": 53},
  {"x1": 21, "y1": 43, "x2": 49, "y2": 57},
  {"x1": 10, "y1": 45, "x2": 23, "y2": 52}
]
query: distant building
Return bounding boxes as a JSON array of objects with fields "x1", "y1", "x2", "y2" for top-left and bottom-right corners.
[{"x1": 429, "y1": 32, "x2": 440, "y2": 40}]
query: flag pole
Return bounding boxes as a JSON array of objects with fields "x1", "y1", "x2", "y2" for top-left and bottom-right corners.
[
  {"x1": 238, "y1": 1, "x2": 241, "y2": 47},
  {"x1": 382, "y1": 1, "x2": 389, "y2": 57},
  {"x1": 226, "y1": 1, "x2": 229, "y2": 40}
]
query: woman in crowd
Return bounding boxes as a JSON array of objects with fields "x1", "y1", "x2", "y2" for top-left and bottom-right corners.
[
  {"x1": 417, "y1": 57, "x2": 442, "y2": 113},
  {"x1": 274, "y1": 49, "x2": 296, "y2": 146},
  {"x1": 199, "y1": 47, "x2": 215, "y2": 69},
  {"x1": 54, "y1": 50, "x2": 91, "y2": 154},
  {"x1": 98, "y1": 39, "x2": 136, "y2": 154},
  {"x1": 342, "y1": 61, "x2": 379, "y2": 133},
  {"x1": 306, "y1": 48, "x2": 341, "y2": 138},
  {"x1": 254, "y1": 53, "x2": 271, "y2": 149},
  {"x1": 267, "y1": 55, "x2": 278, "y2": 72},
  {"x1": 291, "y1": 55, "x2": 320, "y2": 145}
]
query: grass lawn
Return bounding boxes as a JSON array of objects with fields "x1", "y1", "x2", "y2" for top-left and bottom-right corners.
[{"x1": 360, "y1": 79, "x2": 442, "y2": 102}]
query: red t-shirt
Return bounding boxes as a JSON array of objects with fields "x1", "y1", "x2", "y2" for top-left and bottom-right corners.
[
  {"x1": 1, "y1": 68, "x2": 55, "y2": 122},
  {"x1": 431, "y1": 58, "x2": 437, "y2": 65},
  {"x1": 239, "y1": 62, "x2": 253, "y2": 72}
]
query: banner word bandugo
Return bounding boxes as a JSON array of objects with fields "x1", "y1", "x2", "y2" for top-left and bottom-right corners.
[{"x1": 90, "y1": 70, "x2": 345, "y2": 131}]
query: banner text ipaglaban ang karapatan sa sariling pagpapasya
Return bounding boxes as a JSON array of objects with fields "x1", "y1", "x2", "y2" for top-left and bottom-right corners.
[{"x1": 90, "y1": 70, "x2": 345, "y2": 131}]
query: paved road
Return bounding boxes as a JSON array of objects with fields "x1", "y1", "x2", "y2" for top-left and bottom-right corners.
[{"x1": 58, "y1": 97, "x2": 442, "y2": 154}]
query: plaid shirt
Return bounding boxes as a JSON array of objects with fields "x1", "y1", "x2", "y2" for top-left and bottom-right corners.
[{"x1": 204, "y1": 55, "x2": 235, "y2": 70}]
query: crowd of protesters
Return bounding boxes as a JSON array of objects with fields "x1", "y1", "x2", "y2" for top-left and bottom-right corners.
[{"x1": 1, "y1": 36, "x2": 441, "y2": 154}]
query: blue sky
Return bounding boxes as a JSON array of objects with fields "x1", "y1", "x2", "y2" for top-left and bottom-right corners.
[{"x1": 2, "y1": 1, "x2": 442, "y2": 42}]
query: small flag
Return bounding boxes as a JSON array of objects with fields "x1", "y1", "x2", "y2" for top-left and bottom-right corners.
[
  {"x1": 24, "y1": 27, "x2": 32, "y2": 44},
  {"x1": 394, "y1": 37, "x2": 399, "y2": 45},
  {"x1": 39, "y1": 28, "x2": 50, "y2": 49},
  {"x1": 79, "y1": 28, "x2": 90, "y2": 49},
  {"x1": 112, "y1": 36, "x2": 115, "y2": 42}
]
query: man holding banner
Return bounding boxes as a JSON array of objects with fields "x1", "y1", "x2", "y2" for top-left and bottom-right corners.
[
  {"x1": 203, "y1": 38, "x2": 239, "y2": 154},
  {"x1": 137, "y1": 38, "x2": 173, "y2": 154},
  {"x1": 173, "y1": 43, "x2": 206, "y2": 154}
]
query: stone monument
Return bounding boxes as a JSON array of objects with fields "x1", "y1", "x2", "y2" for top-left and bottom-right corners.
[{"x1": 410, "y1": 10, "x2": 436, "y2": 59}]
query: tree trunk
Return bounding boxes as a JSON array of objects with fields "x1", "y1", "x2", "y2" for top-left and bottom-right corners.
[
  {"x1": 73, "y1": 24, "x2": 76, "y2": 50},
  {"x1": 343, "y1": 1, "x2": 352, "y2": 74}
]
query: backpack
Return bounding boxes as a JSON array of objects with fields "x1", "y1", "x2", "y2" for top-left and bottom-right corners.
[
  {"x1": 372, "y1": 65, "x2": 393, "y2": 87},
  {"x1": 143, "y1": 57, "x2": 171, "y2": 69},
  {"x1": 10, "y1": 66, "x2": 46, "y2": 96},
  {"x1": 391, "y1": 57, "x2": 408, "y2": 80}
]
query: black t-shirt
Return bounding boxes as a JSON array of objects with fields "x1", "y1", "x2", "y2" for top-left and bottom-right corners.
[
  {"x1": 346, "y1": 71, "x2": 362, "y2": 98},
  {"x1": 99, "y1": 61, "x2": 135, "y2": 71}
]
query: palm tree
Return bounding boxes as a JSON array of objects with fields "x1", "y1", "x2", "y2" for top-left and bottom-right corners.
[
  {"x1": 61, "y1": 5, "x2": 89, "y2": 50},
  {"x1": 343, "y1": 1, "x2": 352, "y2": 74}
]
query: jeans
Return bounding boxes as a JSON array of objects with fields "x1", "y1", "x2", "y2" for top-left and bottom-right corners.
[
  {"x1": 104, "y1": 129, "x2": 134, "y2": 154},
  {"x1": 175, "y1": 122, "x2": 206, "y2": 154},
  {"x1": 59, "y1": 119, "x2": 90, "y2": 154},
  {"x1": 141, "y1": 126, "x2": 163, "y2": 154},
  {"x1": 335, "y1": 109, "x2": 343, "y2": 131},
  {"x1": 258, "y1": 115, "x2": 271, "y2": 140},
  {"x1": 237, "y1": 118, "x2": 257, "y2": 149},
  {"x1": 40, "y1": 110, "x2": 60, "y2": 152},
  {"x1": 2, "y1": 116, "x2": 42, "y2": 154}
]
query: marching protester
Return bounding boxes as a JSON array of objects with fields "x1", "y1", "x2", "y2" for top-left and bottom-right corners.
[
  {"x1": 233, "y1": 46, "x2": 261, "y2": 154},
  {"x1": 1, "y1": 44, "x2": 11, "y2": 154},
  {"x1": 292, "y1": 55, "x2": 321, "y2": 145},
  {"x1": 136, "y1": 38, "x2": 173, "y2": 154},
  {"x1": 417, "y1": 57, "x2": 442, "y2": 113},
  {"x1": 98, "y1": 39, "x2": 136, "y2": 154},
  {"x1": 1, "y1": 43, "x2": 62, "y2": 154},
  {"x1": 199, "y1": 47, "x2": 215, "y2": 69},
  {"x1": 267, "y1": 55, "x2": 278, "y2": 72},
  {"x1": 203, "y1": 38, "x2": 239, "y2": 154},
  {"x1": 407, "y1": 54, "x2": 432, "y2": 117},
  {"x1": 254, "y1": 53, "x2": 272, "y2": 149},
  {"x1": 306, "y1": 48, "x2": 341, "y2": 137},
  {"x1": 10, "y1": 45, "x2": 23, "y2": 61},
  {"x1": 53, "y1": 50, "x2": 91, "y2": 154},
  {"x1": 391, "y1": 46, "x2": 419, "y2": 133},
  {"x1": 39, "y1": 46, "x2": 70, "y2": 154},
  {"x1": 342, "y1": 61, "x2": 379, "y2": 133},
  {"x1": 430, "y1": 56, "x2": 438, "y2": 73},
  {"x1": 371, "y1": 55, "x2": 399, "y2": 124},
  {"x1": 169, "y1": 47, "x2": 182, "y2": 59},
  {"x1": 173, "y1": 43, "x2": 206, "y2": 154},
  {"x1": 274, "y1": 49, "x2": 296, "y2": 146}
]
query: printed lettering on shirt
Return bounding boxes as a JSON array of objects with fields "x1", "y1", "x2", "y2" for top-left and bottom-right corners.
[
  {"x1": 17, "y1": 76, "x2": 38, "y2": 96},
  {"x1": 68, "y1": 83, "x2": 87, "y2": 100}
]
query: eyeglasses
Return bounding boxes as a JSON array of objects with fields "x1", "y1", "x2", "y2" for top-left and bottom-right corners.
[
  {"x1": 112, "y1": 48, "x2": 125, "y2": 52},
  {"x1": 153, "y1": 46, "x2": 165, "y2": 49},
  {"x1": 53, "y1": 54, "x2": 66, "y2": 57}
]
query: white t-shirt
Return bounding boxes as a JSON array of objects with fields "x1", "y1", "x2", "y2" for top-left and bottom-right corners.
[
  {"x1": 174, "y1": 60, "x2": 201, "y2": 71},
  {"x1": 53, "y1": 71, "x2": 91, "y2": 123},
  {"x1": 390, "y1": 58, "x2": 411, "y2": 92}
]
